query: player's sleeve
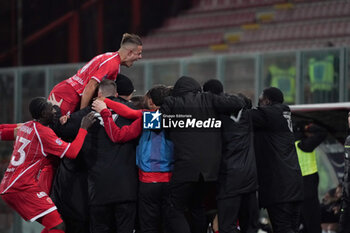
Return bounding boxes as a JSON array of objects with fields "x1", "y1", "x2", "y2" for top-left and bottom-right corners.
[
  {"x1": 0, "y1": 128, "x2": 15, "y2": 141},
  {"x1": 35, "y1": 124, "x2": 87, "y2": 159},
  {"x1": 100, "y1": 108, "x2": 142, "y2": 143},
  {"x1": 212, "y1": 93, "x2": 244, "y2": 114},
  {"x1": 104, "y1": 98, "x2": 142, "y2": 119},
  {"x1": 249, "y1": 108, "x2": 268, "y2": 129},
  {"x1": 0, "y1": 124, "x2": 18, "y2": 129},
  {"x1": 91, "y1": 57, "x2": 119, "y2": 83}
]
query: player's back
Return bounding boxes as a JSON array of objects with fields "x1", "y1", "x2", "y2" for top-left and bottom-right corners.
[
  {"x1": 66, "y1": 52, "x2": 120, "y2": 95},
  {"x1": 0, "y1": 121, "x2": 50, "y2": 194}
]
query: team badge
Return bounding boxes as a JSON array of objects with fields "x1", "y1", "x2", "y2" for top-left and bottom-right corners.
[{"x1": 55, "y1": 138, "x2": 63, "y2": 145}]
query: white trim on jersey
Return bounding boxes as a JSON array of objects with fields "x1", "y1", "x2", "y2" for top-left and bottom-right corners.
[
  {"x1": 60, "y1": 143, "x2": 71, "y2": 158},
  {"x1": 1, "y1": 159, "x2": 41, "y2": 194},
  {"x1": 98, "y1": 53, "x2": 119, "y2": 68},
  {"x1": 91, "y1": 76, "x2": 101, "y2": 83},
  {"x1": 33, "y1": 123, "x2": 47, "y2": 157},
  {"x1": 29, "y1": 206, "x2": 57, "y2": 222},
  {"x1": 33, "y1": 122, "x2": 70, "y2": 158}
]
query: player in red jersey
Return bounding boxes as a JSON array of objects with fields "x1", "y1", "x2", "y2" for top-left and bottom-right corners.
[
  {"x1": 49, "y1": 33, "x2": 142, "y2": 116},
  {"x1": 0, "y1": 97, "x2": 95, "y2": 233}
]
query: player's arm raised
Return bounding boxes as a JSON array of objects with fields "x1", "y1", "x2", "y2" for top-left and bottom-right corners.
[{"x1": 39, "y1": 112, "x2": 95, "y2": 159}]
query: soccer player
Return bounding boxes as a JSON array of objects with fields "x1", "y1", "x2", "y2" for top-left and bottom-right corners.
[
  {"x1": 49, "y1": 33, "x2": 142, "y2": 116},
  {"x1": 0, "y1": 97, "x2": 95, "y2": 233}
]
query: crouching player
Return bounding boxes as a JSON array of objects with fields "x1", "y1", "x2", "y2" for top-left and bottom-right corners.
[{"x1": 0, "y1": 97, "x2": 95, "y2": 233}]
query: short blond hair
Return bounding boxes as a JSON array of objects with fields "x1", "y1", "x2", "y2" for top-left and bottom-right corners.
[{"x1": 120, "y1": 33, "x2": 142, "y2": 47}]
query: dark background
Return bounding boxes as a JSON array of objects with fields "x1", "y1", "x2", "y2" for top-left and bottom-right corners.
[{"x1": 0, "y1": 0, "x2": 193, "y2": 67}]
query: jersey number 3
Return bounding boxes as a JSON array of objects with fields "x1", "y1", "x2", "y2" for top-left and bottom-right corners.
[{"x1": 11, "y1": 137, "x2": 31, "y2": 166}]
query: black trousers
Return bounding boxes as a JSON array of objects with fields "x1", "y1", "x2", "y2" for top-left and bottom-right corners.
[
  {"x1": 89, "y1": 201, "x2": 136, "y2": 233},
  {"x1": 217, "y1": 191, "x2": 259, "y2": 233},
  {"x1": 167, "y1": 178, "x2": 212, "y2": 233},
  {"x1": 62, "y1": 217, "x2": 90, "y2": 233},
  {"x1": 301, "y1": 173, "x2": 321, "y2": 233},
  {"x1": 267, "y1": 201, "x2": 302, "y2": 233},
  {"x1": 138, "y1": 181, "x2": 170, "y2": 233}
]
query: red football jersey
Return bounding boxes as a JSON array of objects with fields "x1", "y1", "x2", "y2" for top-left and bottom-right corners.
[
  {"x1": 0, "y1": 121, "x2": 71, "y2": 194},
  {"x1": 66, "y1": 52, "x2": 121, "y2": 96}
]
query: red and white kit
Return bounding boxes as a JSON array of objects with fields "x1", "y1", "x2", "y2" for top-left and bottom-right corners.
[
  {"x1": 0, "y1": 121, "x2": 84, "y2": 222},
  {"x1": 49, "y1": 52, "x2": 121, "y2": 115}
]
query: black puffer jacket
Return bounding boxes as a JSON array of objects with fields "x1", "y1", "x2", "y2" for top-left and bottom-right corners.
[
  {"x1": 161, "y1": 76, "x2": 244, "y2": 182},
  {"x1": 250, "y1": 104, "x2": 303, "y2": 207}
]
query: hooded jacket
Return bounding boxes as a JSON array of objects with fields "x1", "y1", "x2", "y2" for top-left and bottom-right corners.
[{"x1": 161, "y1": 76, "x2": 243, "y2": 182}]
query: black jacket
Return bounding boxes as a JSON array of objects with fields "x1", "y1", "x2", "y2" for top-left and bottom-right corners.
[
  {"x1": 82, "y1": 96, "x2": 138, "y2": 205},
  {"x1": 217, "y1": 109, "x2": 258, "y2": 199},
  {"x1": 53, "y1": 97, "x2": 138, "y2": 208},
  {"x1": 250, "y1": 103, "x2": 303, "y2": 207},
  {"x1": 161, "y1": 76, "x2": 243, "y2": 182},
  {"x1": 51, "y1": 106, "x2": 91, "y2": 222}
]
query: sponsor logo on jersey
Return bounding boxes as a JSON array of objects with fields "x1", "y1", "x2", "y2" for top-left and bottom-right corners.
[
  {"x1": 71, "y1": 75, "x2": 84, "y2": 85},
  {"x1": 37, "y1": 192, "x2": 47, "y2": 198},
  {"x1": 6, "y1": 167, "x2": 15, "y2": 172}
]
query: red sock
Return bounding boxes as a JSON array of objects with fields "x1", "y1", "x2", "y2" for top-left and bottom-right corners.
[{"x1": 40, "y1": 210, "x2": 63, "y2": 229}]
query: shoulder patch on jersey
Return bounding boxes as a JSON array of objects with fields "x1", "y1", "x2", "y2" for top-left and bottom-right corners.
[{"x1": 55, "y1": 138, "x2": 63, "y2": 146}]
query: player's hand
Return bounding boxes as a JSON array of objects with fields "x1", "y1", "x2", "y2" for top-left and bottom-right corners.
[
  {"x1": 92, "y1": 100, "x2": 107, "y2": 113},
  {"x1": 81, "y1": 112, "x2": 96, "y2": 130},
  {"x1": 48, "y1": 93, "x2": 63, "y2": 107}
]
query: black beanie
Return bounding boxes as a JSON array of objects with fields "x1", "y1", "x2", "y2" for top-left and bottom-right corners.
[
  {"x1": 116, "y1": 74, "x2": 135, "y2": 96},
  {"x1": 263, "y1": 87, "x2": 284, "y2": 104},
  {"x1": 203, "y1": 79, "x2": 223, "y2": 95}
]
